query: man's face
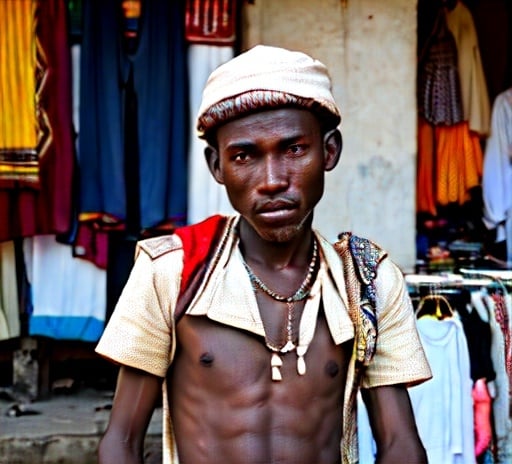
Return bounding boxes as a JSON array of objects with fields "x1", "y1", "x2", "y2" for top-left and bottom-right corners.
[{"x1": 209, "y1": 108, "x2": 338, "y2": 242}]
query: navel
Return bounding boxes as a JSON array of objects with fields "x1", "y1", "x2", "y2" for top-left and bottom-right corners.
[
  {"x1": 199, "y1": 352, "x2": 215, "y2": 367},
  {"x1": 325, "y1": 360, "x2": 339, "y2": 378}
]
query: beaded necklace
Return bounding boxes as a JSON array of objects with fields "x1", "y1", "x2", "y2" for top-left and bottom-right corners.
[{"x1": 242, "y1": 239, "x2": 318, "y2": 380}]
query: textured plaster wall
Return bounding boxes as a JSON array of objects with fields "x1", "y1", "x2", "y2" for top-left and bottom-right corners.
[{"x1": 242, "y1": 0, "x2": 418, "y2": 271}]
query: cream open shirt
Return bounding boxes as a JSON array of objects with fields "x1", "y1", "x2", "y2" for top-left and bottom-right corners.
[{"x1": 96, "y1": 216, "x2": 432, "y2": 464}]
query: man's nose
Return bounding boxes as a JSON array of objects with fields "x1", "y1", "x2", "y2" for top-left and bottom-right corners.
[{"x1": 260, "y1": 155, "x2": 288, "y2": 191}]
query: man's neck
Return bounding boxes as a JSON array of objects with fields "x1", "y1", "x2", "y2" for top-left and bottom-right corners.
[{"x1": 237, "y1": 217, "x2": 315, "y2": 271}]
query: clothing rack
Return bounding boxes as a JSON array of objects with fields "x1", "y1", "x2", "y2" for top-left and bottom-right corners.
[
  {"x1": 405, "y1": 271, "x2": 512, "y2": 317},
  {"x1": 406, "y1": 270, "x2": 512, "y2": 291}
]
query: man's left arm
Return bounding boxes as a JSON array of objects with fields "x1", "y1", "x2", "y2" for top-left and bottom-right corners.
[
  {"x1": 361, "y1": 385, "x2": 427, "y2": 464},
  {"x1": 359, "y1": 257, "x2": 432, "y2": 463}
]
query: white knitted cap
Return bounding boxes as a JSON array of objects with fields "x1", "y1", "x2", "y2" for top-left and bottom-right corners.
[{"x1": 196, "y1": 45, "x2": 341, "y2": 138}]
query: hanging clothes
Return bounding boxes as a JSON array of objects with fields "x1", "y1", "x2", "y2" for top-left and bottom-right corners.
[
  {"x1": 0, "y1": 0, "x2": 38, "y2": 187},
  {"x1": 23, "y1": 236, "x2": 106, "y2": 342},
  {"x1": 78, "y1": 0, "x2": 188, "y2": 233},
  {"x1": 0, "y1": 241, "x2": 21, "y2": 341},
  {"x1": 488, "y1": 290, "x2": 512, "y2": 388},
  {"x1": 185, "y1": 0, "x2": 238, "y2": 223},
  {"x1": 435, "y1": 121, "x2": 483, "y2": 207},
  {"x1": 476, "y1": 287, "x2": 512, "y2": 464},
  {"x1": 472, "y1": 377, "x2": 493, "y2": 460},
  {"x1": 187, "y1": 44, "x2": 235, "y2": 224},
  {"x1": 459, "y1": 290, "x2": 495, "y2": 460},
  {"x1": 408, "y1": 314, "x2": 475, "y2": 464},
  {"x1": 416, "y1": 117, "x2": 438, "y2": 216},
  {"x1": 416, "y1": 5, "x2": 483, "y2": 217},
  {"x1": 459, "y1": 291, "x2": 496, "y2": 383},
  {"x1": 357, "y1": 295, "x2": 475, "y2": 464},
  {"x1": 416, "y1": 119, "x2": 483, "y2": 215},
  {"x1": 445, "y1": 0, "x2": 491, "y2": 136},
  {"x1": 417, "y1": 7, "x2": 463, "y2": 127},
  {"x1": 416, "y1": 2, "x2": 487, "y2": 221},
  {"x1": 482, "y1": 88, "x2": 512, "y2": 263},
  {"x1": 65, "y1": 34, "x2": 111, "y2": 270},
  {"x1": 0, "y1": 0, "x2": 75, "y2": 241}
]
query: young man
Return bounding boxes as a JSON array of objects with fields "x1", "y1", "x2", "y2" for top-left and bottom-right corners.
[{"x1": 96, "y1": 45, "x2": 432, "y2": 464}]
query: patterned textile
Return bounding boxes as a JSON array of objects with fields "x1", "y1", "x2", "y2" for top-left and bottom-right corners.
[
  {"x1": 0, "y1": 0, "x2": 39, "y2": 186},
  {"x1": 418, "y1": 10, "x2": 463, "y2": 126},
  {"x1": 490, "y1": 292, "x2": 512, "y2": 397},
  {"x1": 185, "y1": 0, "x2": 238, "y2": 45},
  {"x1": 0, "y1": 0, "x2": 75, "y2": 241},
  {"x1": 334, "y1": 232, "x2": 383, "y2": 464}
]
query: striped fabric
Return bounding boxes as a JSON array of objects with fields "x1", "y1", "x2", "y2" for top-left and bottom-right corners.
[{"x1": 0, "y1": 0, "x2": 40, "y2": 186}]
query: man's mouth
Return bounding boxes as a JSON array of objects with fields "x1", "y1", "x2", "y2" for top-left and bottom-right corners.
[{"x1": 255, "y1": 199, "x2": 297, "y2": 221}]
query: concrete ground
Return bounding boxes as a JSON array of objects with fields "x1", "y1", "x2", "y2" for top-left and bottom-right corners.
[{"x1": 0, "y1": 387, "x2": 162, "y2": 464}]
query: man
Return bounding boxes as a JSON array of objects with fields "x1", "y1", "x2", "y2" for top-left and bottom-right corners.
[{"x1": 96, "y1": 45, "x2": 432, "y2": 464}]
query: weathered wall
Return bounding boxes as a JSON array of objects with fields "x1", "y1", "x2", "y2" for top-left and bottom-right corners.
[{"x1": 242, "y1": 0, "x2": 418, "y2": 271}]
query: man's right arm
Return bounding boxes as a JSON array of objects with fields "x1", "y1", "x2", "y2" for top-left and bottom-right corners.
[{"x1": 98, "y1": 366, "x2": 163, "y2": 464}]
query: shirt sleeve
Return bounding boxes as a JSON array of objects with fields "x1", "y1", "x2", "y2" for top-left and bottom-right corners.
[
  {"x1": 361, "y1": 258, "x2": 432, "y2": 388},
  {"x1": 95, "y1": 245, "x2": 182, "y2": 378}
]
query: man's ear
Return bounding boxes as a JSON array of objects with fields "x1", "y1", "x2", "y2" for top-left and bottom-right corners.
[
  {"x1": 323, "y1": 129, "x2": 342, "y2": 171},
  {"x1": 204, "y1": 146, "x2": 225, "y2": 184}
]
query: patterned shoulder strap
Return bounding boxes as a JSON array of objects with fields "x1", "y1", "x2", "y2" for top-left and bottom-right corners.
[{"x1": 333, "y1": 232, "x2": 387, "y2": 366}]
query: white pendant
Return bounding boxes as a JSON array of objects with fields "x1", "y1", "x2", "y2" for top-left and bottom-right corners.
[
  {"x1": 297, "y1": 346, "x2": 307, "y2": 376},
  {"x1": 271, "y1": 353, "x2": 283, "y2": 381},
  {"x1": 297, "y1": 356, "x2": 306, "y2": 375},
  {"x1": 280, "y1": 340, "x2": 296, "y2": 353},
  {"x1": 272, "y1": 366, "x2": 282, "y2": 381}
]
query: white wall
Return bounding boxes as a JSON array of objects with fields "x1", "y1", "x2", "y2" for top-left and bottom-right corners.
[{"x1": 242, "y1": 0, "x2": 418, "y2": 271}]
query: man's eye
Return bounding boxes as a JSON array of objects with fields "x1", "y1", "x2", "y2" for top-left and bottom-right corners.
[
  {"x1": 288, "y1": 144, "x2": 305, "y2": 155},
  {"x1": 233, "y1": 152, "x2": 249, "y2": 162}
]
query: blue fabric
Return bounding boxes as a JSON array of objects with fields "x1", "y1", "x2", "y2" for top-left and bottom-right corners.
[
  {"x1": 29, "y1": 315, "x2": 104, "y2": 342},
  {"x1": 79, "y1": 0, "x2": 188, "y2": 230}
]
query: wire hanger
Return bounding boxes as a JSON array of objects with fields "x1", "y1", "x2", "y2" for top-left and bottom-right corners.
[{"x1": 415, "y1": 284, "x2": 455, "y2": 320}]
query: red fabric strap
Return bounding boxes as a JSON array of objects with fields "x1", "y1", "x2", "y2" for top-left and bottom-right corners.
[{"x1": 174, "y1": 214, "x2": 229, "y2": 299}]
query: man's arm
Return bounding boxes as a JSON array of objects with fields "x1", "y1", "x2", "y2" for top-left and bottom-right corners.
[
  {"x1": 361, "y1": 385, "x2": 427, "y2": 464},
  {"x1": 98, "y1": 366, "x2": 163, "y2": 464}
]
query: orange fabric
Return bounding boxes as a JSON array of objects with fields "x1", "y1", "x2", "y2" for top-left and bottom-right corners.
[
  {"x1": 435, "y1": 122, "x2": 483, "y2": 207},
  {"x1": 417, "y1": 117, "x2": 437, "y2": 216}
]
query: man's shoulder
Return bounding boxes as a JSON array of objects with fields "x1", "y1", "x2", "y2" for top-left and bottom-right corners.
[
  {"x1": 136, "y1": 214, "x2": 237, "y2": 261},
  {"x1": 136, "y1": 234, "x2": 182, "y2": 260},
  {"x1": 336, "y1": 232, "x2": 388, "y2": 282},
  {"x1": 319, "y1": 231, "x2": 388, "y2": 272}
]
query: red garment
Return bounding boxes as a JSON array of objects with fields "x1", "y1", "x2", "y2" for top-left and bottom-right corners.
[
  {"x1": 472, "y1": 378, "x2": 493, "y2": 458},
  {"x1": 73, "y1": 222, "x2": 109, "y2": 270}
]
